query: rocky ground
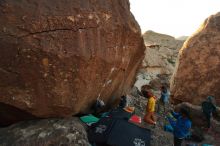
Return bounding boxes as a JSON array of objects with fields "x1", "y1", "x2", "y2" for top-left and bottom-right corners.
[
  {"x1": 127, "y1": 92, "x2": 173, "y2": 146},
  {"x1": 128, "y1": 88, "x2": 220, "y2": 146},
  {"x1": 0, "y1": 90, "x2": 219, "y2": 146},
  {"x1": 0, "y1": 117, "x2": 90, "y2": 146}
]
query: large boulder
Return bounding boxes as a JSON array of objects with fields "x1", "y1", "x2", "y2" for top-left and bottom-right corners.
[
  {"x1": 0, "y1": 0, "x2": 145, "y2": 125},
  {"x1": 175, "y1": 102, "x2": 206, "y2": 127},
  {"x1": 171, "y1": 12, "x2": 220, "y2": 106},
  {"x1": 175, "y1": 102, "x2": 220, "y2": 133},
  {"x1": 0, "y1": 117, "x2": 89, "y2": 146}
]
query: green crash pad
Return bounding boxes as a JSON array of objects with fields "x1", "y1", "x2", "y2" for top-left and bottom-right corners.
[{"x1": 80, "y1": 114, "x2": 99, "y2": 124}]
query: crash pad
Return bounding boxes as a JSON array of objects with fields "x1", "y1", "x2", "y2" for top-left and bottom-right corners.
[
  {"x1": 109, "y1": 108, "x2": 132, "y2": 120},
  {"x1": 80, "y1": 114, "x2": 99, "y2": 124},
  {"x1": 202, "y1": 144, "x2": 213, "y2": 146},
  {"x1": 88, "y1": 117, "x2": 151, "y2": 146},
  {"x1": 107, "y1": 119, "x2": 151, "y2": 146},
  {"x1": 88, "y1": 117, "x2": 116, "y2": 144},
  {"x1": 129, "y1": 115, "x2": 141, "y2": 124},
  {"x1": 123, "y1": 106, "x2": 135, "y2": 113}
]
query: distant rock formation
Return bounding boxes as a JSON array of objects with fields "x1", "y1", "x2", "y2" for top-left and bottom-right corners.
[
  {"x1": 176, "y1": 36, "x2": 188, "y2": 41},
  {"x1": 171, "y1": 12, "x2": 220, "y2": 106},
  {"x1": 0, "y1": 0, "x2": 145, "y2": 125},
  {"x1": 134, "y1": 31, "x2": 185, "y2": 90}
]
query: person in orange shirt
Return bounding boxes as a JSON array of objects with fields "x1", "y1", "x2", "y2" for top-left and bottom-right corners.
[{"x1": 144, "y1": 90, "x2": 157, "y2": 125}]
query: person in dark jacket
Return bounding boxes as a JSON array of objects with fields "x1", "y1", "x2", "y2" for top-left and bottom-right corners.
[
  {"x1": 167, "y1": 108, "x2": 192, "y2": 146},
  {"x1": 201, "y1": 96, "x2": 216, "y2": 129},
  {"x1": 119, "y1": 95, "x2": 127, "y2": 108}
]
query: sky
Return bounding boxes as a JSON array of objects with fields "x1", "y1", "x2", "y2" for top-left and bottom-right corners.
[{"x1": 129, "y1": 0, "x2": 220, "y2": 37}]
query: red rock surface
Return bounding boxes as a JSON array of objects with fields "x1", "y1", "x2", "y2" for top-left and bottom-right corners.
[
  {"x1": 171, "y1": 12, "x2": 220, "y2": 106},
  {"x1": 0, "y1": 0, "x2": 145, "y2": 125}
]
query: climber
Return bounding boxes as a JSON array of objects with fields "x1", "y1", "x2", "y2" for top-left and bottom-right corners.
[
  {"x1": 144, "y1": 89, "x2": 157, "y2": 125},
  {"x1": 201, "y1": 96, "x2": 216, "y2": 130},
  {"x1": 167, "y1": 108, "x2": 192, "y2": 146},
  {"x1": 119, "y1": 95, "x2": 127, "y2": 108},
  {"x1": 158, "y1": 85, "x2": 169, "y2": 114},
  {"x1": 92, "y1": 98, "x2": 105, "y2": 116}
]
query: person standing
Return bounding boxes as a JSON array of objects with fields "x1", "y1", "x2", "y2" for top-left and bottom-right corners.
[
  {"x1": 144, "y1": 90, "x2": 157, "y2": 125},
  {"x1": 167, "y1": 108, "x2": 192, "y2": 146},
  {"x1": 201, "y1": 96, "x2": 216, "y2": 130},
  {"x1": 119, "y1": 95, "x2": 127, "y2": 108},
  {"x1": 158, "y1": 86, "x2": 169, "y2": 114}
]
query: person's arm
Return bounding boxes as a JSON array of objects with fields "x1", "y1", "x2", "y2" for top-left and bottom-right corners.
[
  {"x1": 213, "y1": 104, "x2": 216, "y2": 112},
  {"x1": 171, "y1": 111, "x2": 180, "y2": 119},
  {"x1": 182, "y1": 120, "x2": 192, "y2": 137},
  {"x1": 168, "y1": 116, "x2": 176, "y2": 128},
  {"x1": 186, "y1": 121, "x2": 192, "y2": 129}
]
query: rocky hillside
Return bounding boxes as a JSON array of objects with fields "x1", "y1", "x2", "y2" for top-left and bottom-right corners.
[
  {"x1": 171, "y1": 12, "x2": 220, "y2": 106},
  {"x1": 0, "y1": 0, "x2": 145, "y2": 125},
  {"x1": 135, "y1": 31, "x2": 186, "y2": 90}
]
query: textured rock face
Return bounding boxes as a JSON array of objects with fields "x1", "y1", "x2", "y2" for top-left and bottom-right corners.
[
  {"x1": 0, "y1": 117, "x2": 89, "y2": 146},
  {"x1": 134, "y1": 31, "x2": 185, "y2": 90},
  {"x1": 0, "y1": 0, "x2": 145, "y2": 125},
  {"x1": 142, "y1": 31, "x2": 185, "y2": 77},
  {"x1": 171, "y1": 12, "x2": 220, "y2": 106}
]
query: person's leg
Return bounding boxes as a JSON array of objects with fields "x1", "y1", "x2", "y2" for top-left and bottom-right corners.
[
  {"x1": 162, "y1": 102, "x2": 166, "y2": 113},
  {"x1": 144, "y1": 112, "x2": 156, "y2": 125},
  {"x1": 174, "y1": 137, "x2": 183, "y2": 146},
  {"x1": 157, "y1": 100, "x2": 161, "y2": 113},
  {"x1": 151, "y1": 112, "x2": 156, "y2": 123},
  {"x1": 158, "y1": 100, "x2": 163, "y2": 114},
  {"x1": 205, "y1": 113, "x2": 211, "y2": 128}
]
